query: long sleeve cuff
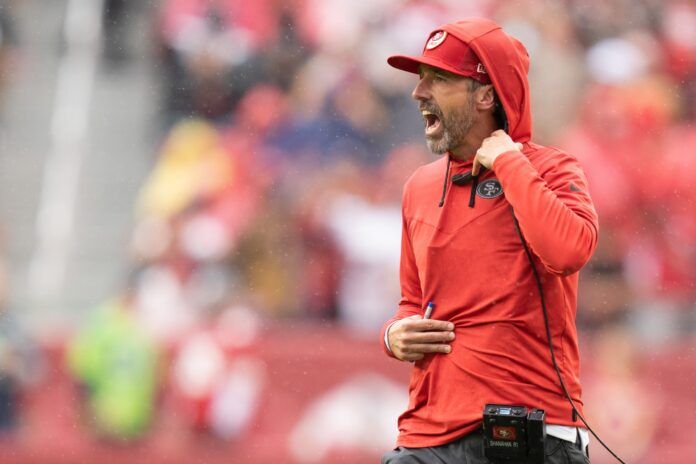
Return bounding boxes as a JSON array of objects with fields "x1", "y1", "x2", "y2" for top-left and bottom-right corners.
[{"x1": 383, "y1": 320, "x2": 400, "y2": 354}]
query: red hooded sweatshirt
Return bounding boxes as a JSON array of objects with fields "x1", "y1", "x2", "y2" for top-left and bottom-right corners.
[{"x1": 381, "y1": 19, "x2": 599, "y2": 448}]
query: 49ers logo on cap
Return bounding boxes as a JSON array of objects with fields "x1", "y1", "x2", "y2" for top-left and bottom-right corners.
[{"x1": 425, "y1": 30, "x2": 447, "y2": 50}]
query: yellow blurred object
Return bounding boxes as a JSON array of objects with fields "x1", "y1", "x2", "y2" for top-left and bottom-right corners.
[{"x1": 137, "y1": 120, "x2": 235, "y2": 218}]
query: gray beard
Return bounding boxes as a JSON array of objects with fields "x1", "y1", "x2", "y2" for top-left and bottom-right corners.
[{"x1": 425, "y1": 99, "x2": 476, "y2": 155}]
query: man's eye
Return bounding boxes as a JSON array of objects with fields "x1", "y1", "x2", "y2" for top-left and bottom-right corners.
[{"x1": 434, "y1": 73, "x2": 446, "y2": 81}]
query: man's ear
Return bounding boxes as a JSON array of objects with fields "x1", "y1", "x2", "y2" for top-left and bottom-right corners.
[{"x1": 476, "y1": 85, "x2": 496, "y2": 111}]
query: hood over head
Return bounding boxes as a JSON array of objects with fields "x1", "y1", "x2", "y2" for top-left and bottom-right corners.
[{"x1": 388, "y1": 18, "x2": 532, "y2": 143}]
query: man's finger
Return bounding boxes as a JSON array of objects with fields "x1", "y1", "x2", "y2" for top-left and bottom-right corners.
[
  {"x1": 409, "y1": 331, "x2": 455, "y2": 343},
  {"x1": 405, "y1": 344, "x2": 452, "y2": 354},
  {"x1": 515, "y1": 142, "x2": 523, "y2": 151},
  {"x1": 407, "y1": 319, "x2": 455, "y2": 332}
]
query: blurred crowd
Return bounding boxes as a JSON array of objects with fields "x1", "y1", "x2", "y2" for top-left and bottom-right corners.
[
  {"x1": 0, "y1": 0, "x2": 694, "y2": 458},
  {"x1": 135, "y1": 0, "x2": 696, "y2": 339}
]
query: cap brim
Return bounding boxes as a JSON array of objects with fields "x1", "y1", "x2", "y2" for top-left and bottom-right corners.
[{"x1": 387, "y1": 54, "x2": 467, "y2": 77}]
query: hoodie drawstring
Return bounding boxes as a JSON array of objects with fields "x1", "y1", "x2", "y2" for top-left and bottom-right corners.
[
  {"x1": 469, "y1": 173, "x2": 480, "y2": 208},
  {"x1": 440, "y1": 161, "x2": 485, "y2": 208},
  {"x1": 438, "y1": 156, "x2": 451, "y2": 208}
]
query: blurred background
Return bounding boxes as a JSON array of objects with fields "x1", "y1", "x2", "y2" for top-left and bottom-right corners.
[{"x1": 0, "y1": 0, "x2": 694, "y2": 462}]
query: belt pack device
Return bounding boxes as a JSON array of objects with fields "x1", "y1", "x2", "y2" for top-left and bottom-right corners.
[{"x1": 482, "y1": 404, "x2": 546, "y2": 464}]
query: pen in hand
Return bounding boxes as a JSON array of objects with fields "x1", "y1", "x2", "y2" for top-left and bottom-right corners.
[{"x1": 424, "y1": 301, "x2": 434, "y2": 320}]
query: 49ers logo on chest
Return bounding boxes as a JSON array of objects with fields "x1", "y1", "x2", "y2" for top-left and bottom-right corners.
[{"x1": 476, "y1": 179, "x2": 504, "y2": 199}]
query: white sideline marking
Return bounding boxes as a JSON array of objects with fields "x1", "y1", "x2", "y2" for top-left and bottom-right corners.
[{"x1": 28, "y1": 0, "x2": 105, "y2": 305}]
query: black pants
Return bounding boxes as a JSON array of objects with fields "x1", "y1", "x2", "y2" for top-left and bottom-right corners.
[{"x1": 381, "y1": 431, "x2": 589, "y2": 464}]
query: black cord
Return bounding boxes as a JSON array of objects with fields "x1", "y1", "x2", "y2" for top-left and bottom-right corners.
[
  {"x1": 469, "y1": 173, "x2": 480, "y2": 208},
  {"x1": 439, "y1": 157, "x2": 452, "y2": 208},
  {"x1": 509, "y1": 208, "x2": 626, "y2": 464}
]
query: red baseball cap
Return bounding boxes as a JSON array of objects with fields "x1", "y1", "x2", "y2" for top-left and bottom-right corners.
[{"x1": 388, "y1": 28, "x2": 491, "y2": 84}]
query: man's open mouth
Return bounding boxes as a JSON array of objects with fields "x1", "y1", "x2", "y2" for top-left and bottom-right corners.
[{"x1": 422, "y1": 110, "x2": 442, "y2": 136}]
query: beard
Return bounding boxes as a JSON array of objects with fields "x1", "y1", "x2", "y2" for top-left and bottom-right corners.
[{"x1": 423, "y1": 96, "x2": 476, "y2": 155}]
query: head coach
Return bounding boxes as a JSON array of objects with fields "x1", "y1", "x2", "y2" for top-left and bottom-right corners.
[{"x1": 380, "y1": 18, "x2": 598, "y2": 464}]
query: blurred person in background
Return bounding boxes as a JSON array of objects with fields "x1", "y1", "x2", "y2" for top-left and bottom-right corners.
[
  {"x1": 0, "y1": 244, "x2": 40, "y2": 436},
  {"x1": 0, "y1": 315, "x2": 26, "y2": 434},
  {"x1": 380, "y1": 18, "x2": 597, "y2": 463},
  {"x1": 0, "y1": 315, "x2": 41, "y2": 437},
  {"x1": 316, "y1": 150, "x2": 425, "y2": 332},
  {"x1": 131, "y1": 114, "x2": 269, "y2": 338},
  {"x1": 67, "y1": 289, "x2": 160, "y2": 441},
  {"x1": 170, "y1": 302, "x2": 265, "y2": 440}
]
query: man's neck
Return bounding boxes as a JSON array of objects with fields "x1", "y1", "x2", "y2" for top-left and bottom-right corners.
[{"x1": 449, "y1": 119, "x2": 499, "y2": 162}]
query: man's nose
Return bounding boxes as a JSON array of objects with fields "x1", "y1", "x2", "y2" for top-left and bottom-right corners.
[{"x1": 411, "y1": 78, "x2": 431, "y2": 102}]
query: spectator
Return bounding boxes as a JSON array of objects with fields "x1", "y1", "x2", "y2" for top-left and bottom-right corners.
[{"x1": 66, "y1": 292, "x2": 160, "y2": 441}]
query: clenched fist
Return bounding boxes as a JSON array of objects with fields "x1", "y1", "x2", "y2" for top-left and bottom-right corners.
[
  {"x1": 472, "y1": 129, "x2": 523, "y2": 176},
  {"x1": 388, "y1": 315, "x2": 455, "y2": 362}
]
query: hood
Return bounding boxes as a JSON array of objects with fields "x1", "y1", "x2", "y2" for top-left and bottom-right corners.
[{"x1": 440, "y1": 19, "x2": 532, "y2": 143}]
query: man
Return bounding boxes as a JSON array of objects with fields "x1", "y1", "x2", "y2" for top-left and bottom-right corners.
[{"x1": 381, "y1": 18, "x2": 597, "y2": 463}]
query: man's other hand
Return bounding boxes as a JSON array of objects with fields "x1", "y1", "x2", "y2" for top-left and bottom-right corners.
[
  {"x1": 472, "y1": 129, "x2": 523, "y2": 175},
  {"x1": 388, "y1": 315, "x2": 455, "y2": 362}
]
